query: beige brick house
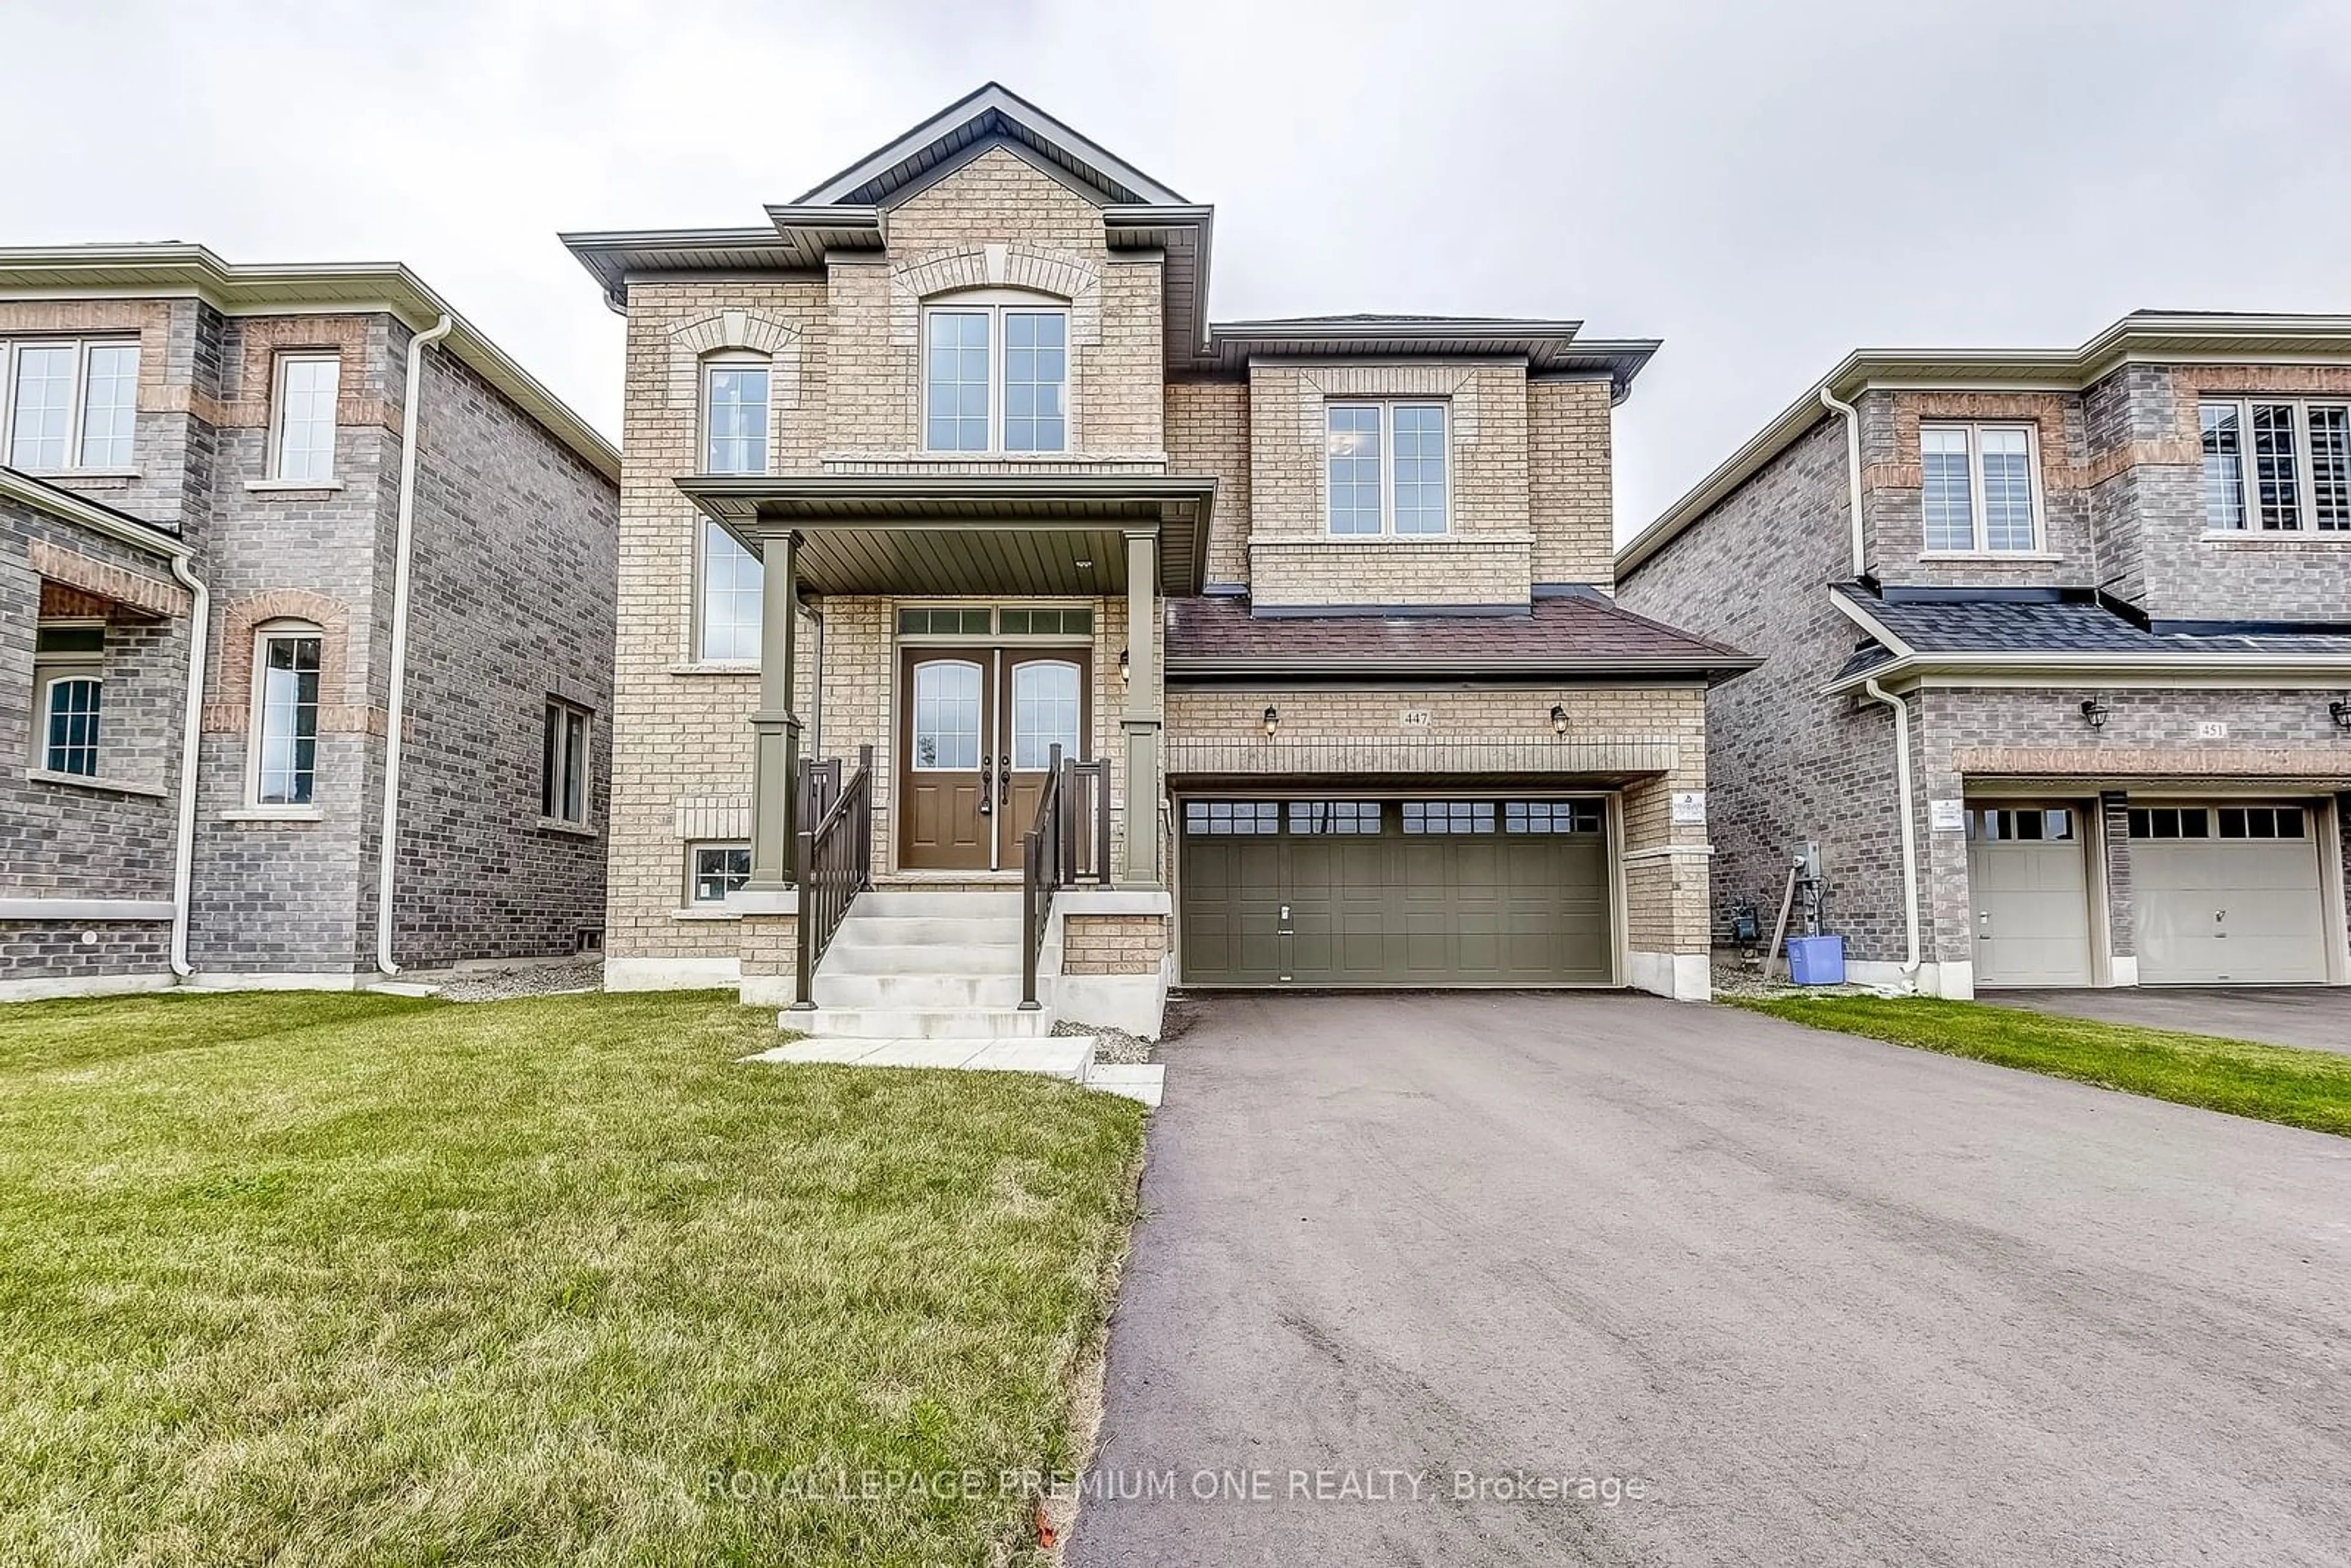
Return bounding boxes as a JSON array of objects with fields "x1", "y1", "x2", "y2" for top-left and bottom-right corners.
[{"x1": 564, "y1": 84, "x2": 1751, "y2": 1040}]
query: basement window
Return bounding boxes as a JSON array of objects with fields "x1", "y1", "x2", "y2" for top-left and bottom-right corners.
[{"x1": 689, "y1": 843, "x2": 751, "y2": 904}]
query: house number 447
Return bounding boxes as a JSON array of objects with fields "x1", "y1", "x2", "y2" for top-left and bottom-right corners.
[{"x1": 1398, "y1": 709, "x2": 1433, "y2": 730}]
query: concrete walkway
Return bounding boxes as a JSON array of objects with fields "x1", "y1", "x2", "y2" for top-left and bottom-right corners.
[
  {"x1": 1068, "y1": 992, "x2": 2351, "y2": 1567},
  {"x1": 1985, "y1": 986, "x2": 2350, "y2": 1054}
]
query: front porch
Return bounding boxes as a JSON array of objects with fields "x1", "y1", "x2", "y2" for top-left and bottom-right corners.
[{"x1": 681, "y1": 473, "x2": 1214, "y2": 1040}]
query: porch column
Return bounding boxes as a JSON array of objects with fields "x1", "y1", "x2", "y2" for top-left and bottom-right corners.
[
  {"x1": 1121, "y1": 527, "x2": 1162, "y2": 888},
  {"x1": 746, "y1": 530, "x2": 801, "y2": 891}
]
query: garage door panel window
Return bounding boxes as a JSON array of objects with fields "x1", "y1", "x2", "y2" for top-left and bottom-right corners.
[
  {"x1": 1505, "y1": 800, "x2": 1603, "y2": 835},
  {"x1": 1968, "y1": 808, "x2": 2073, "y2": 841},
  {"x1": 1403, "y1": 800, "x2": 1495, "y2": 834},
  {"x1": 2217, "y1": 806, "x2": 2305, "y2": 840},
  {"x1": 2129, "y1": 807, "x2": 2211, "y2": 839},
  {"x1": 1288, "y1": 800, "x2": 1381, "y2": 834},
  {"x1": 1185, "y1": 801, "x2": 1280, "y2": 835}
]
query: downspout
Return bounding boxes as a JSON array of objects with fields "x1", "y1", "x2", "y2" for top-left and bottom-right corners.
[
  {"x1": 1862, "y1": 678, "x2": 1924, "y2": 987},
  {"x1": 167, "y1": 552, "x2": 211, "y2": 978},
  {"x1": 1820, "y1": 386, "x2": 1865, "y2": 578},
  {"x1": 373, "y1": 313, "x2": 456, "y2": 975}
]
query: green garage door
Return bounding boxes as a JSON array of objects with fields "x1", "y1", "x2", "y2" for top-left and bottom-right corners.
[{"x1": 1179, "y1": 797, "x2": 1612, "y2": 986}]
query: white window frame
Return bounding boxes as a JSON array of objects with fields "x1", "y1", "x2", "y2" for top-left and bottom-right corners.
[
  {"x1": 2199, "y1": 397, "x2": 2351, "y2": 534},
  {"x1": 39, "y1": 672, "x2": 104, "y2": 776},
  {"x1": 31, "y1": 620, "x2": 107, "y2": 776},
  {"x1": 687, "y1": 841, "x2": 752, "y2": 906},
  {"x1": 700, "y1": 351, "x2": 771, "y2": 475},
  {"x1": 696, "y1": 519, "x2": 763, "y2": 664},
  {"x1": 920, "y1": 294, "x2": 1071, "y2": 456},
  {"x1": 1322, "y1": 400, "x2": 1452, "y2": 538},
  {"x1": 268, "y1": 352, "x2": 342, "y2": 482},
  {"x1": 1918, "y1": 422, "x2": 2044, "y2": 555},
  {"x1": 1, "y1": 337, "x2": 142, "y2": 475},
  {"x1": 246, "y1": 621, "x2": 325, "y2": 809},
  {"x1": 541, "y1": 697, "x2": 594, "y2": 827}
]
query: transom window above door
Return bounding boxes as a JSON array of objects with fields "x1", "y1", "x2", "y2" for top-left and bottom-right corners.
[
  {"x1": 924, "y1": 298, "x2": 1068, "y2": 454},
  {"x1": 1921, "y1": 424, "x2": 2039, "y2": 553},
  {"x1": 2200, "y1": 399, "x2": 2351, "y2": 531},
  {"x1": 1326, "y1": 402, "x2": 1449, "y2": 536}
]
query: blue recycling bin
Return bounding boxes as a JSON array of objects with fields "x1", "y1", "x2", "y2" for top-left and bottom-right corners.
[{"x1": 1785, "y1": 935, "x2": 1846, "y2": 986}]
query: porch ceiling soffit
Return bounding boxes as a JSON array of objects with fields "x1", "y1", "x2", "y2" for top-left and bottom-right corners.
[{"x1": 675, "y1": 473, "x2": 1212, "y2": 598}]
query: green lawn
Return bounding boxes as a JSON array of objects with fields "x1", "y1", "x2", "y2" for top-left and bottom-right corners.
[
  {"x1": 1734, "y1": 994, "x2": 2351, "y2": 1138},
  {"x1": 0, "y1": 989, "x2": 1146, "y2": 1567}
]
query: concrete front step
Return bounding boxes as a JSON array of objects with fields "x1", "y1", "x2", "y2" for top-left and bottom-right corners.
[
  {"x1": 827, "y1": 915, "x2": 1023, "y2": 948},
  {"x1": 1083, "y1": 1062, "x2": 1164, "y2": 1106},
  {"x1": 745, "y1": 1033, "x2": 1093, "y2": 1081},
  {"x1": 783, "y1": 1003, "x2": 1057, "y2": 1039},
  {"x1": 819, "y1": 940, "x2": 1024, "y2": 977},
  {"x1": 853, "y1": 889, "x2": 1025, "y2": 918},
  {"x1": 811, "y1": 972, "x2": 1029, "y2": 1010}
]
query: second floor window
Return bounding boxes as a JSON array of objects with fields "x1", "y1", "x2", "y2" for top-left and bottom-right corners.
[
  {"x1": 703, "y1": 356, "x2": 770, "y2": 473},
  {"x1": 2201, "y1": 399, "x2": 2350, "y2": 532},
  {"x1": 271, "y1": 354, "x2": 341, "y2": 481},
  {"x1": 32, "y1": 623, "x2": 106, "y2": 777},
  {"x1": 1921, "y1": 424, "x2": 2037, "y2": 552},
  {"x1": 3, "y1": 339, "x2": 140, "y2": 472},
  {"x1": 924, "y1": 303, "x2": 1068, "y2": 454},
  {"x1": 1327, "y1": 403, "x2": 1449, "y2": 536},
  {"x1": 251, "y1": 624, "x2": 323, "y2": 806}
]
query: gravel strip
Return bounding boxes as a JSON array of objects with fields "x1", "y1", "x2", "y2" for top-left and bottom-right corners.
[
  {"x1": 429, "y1": 959, "x2": 606, "y2": 1002},
  {"x1": 1052, "y1": 1017, "x2": 1154, "y2": 1065}
]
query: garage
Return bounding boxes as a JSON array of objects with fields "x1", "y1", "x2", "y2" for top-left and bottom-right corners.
[
  {"x1": 1177, "y1": 796, "x2": 1613, "y2": 986},
  {"x1": 1966, "y1": 804, "x2": 2095, "y2": 988},
  {"x1": 2131, "y1": 803, "x2": 2330, "y2": 985}
]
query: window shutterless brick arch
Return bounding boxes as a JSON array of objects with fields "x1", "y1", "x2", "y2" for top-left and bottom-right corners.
[
  {"x1": 199, "y1": 588, "x2": 379, "y2": 737},
  {"x1": 214, "y1": 316, "x2": 398, "y2": 435},
  {"x1": 666, "y1": 310, "x2": 801, "y2": 422}
]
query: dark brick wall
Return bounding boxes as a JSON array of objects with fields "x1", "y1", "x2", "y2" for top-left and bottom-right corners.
[{"x1": 1619, "y1": 418, "x2": 1921, "y2": 962}]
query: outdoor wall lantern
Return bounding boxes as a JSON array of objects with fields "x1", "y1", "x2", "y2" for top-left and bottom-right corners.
[
  {"x1": 1119, "y1": 648, "x2": 1130, "y2": 685},
  {"x1": 1551, "y1": 703, "x2": 1569, "y2": 736},
  {"x1": 2079, "y1": 697, "x2": 2109, "y2": 730},
  {"x1": 2331, "y1": 697, "x2": 2351, "y2": 730},
  {"x1": 1262, "y1": 705, "x2": 1280, "y2": 738}
]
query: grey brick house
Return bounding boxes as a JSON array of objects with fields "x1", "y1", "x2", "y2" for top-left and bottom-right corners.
[
  {"x1": 1618, "y1": 314, "x2": 2351, "y2": 996},
  {"x1": 0, "y1": 246, "x2": 618, "y2": 998},
  {"x1": 563, "y1": 83, "x2": 1752, "y2": 1043}
]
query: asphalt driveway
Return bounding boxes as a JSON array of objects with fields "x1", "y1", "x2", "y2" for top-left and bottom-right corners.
[
  {"x1": 1987, "y1": 986, "x2": 2350, "y2": 1054},
  {"x1": 1068, "y1": 992, "x2": 2351, "y2": 1567}
]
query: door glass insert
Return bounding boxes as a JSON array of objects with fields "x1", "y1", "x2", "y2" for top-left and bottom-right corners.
[
  {"x1": 1288, "y1": 801, "x2": 1382, "y2": 834},
  {"x1": 1505, "y1": 800, "x2": 1603, "y2": 834},
  {"x1": 1402, "y1": 801, "x2": 1497, "y2": 834},
  {"x1": 910, "y1": 660, "x2": 982, "y2": 769},
  {"x1": 1010, "y1": 661, "x2": 1081, "y2": 769},
  {"x1": 1184, "y1": 801, "x2": 1279, "y2": 835}
]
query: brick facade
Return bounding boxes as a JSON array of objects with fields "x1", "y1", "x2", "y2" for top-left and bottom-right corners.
[
  {"x1": 1, "y1": 264, "x2": 618, "y2": 994},
  {"x1": 590, "y1": 106, "x2": 1720, "y2": 1000},
  {"x1": 1621, "y1": 332, "x2": 2351, "y2": 992}
]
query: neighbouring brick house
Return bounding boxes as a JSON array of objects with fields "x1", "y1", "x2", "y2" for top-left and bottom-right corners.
[
  {"x1": 0, "y1": 246, "x2": 618, "y2": 998},
  {"x1": 565, "y1": 83, "x2": 1752, "y2": 1040},
  {"x1": 1618, "y1": 313, "x2": 2351, "y2": 996}
]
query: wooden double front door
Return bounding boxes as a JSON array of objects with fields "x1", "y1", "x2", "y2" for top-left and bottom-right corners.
[{"x1": 897, "y1": 645, "x2": 1091, "y2": 870}]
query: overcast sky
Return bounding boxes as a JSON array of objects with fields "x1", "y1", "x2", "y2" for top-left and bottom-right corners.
[{"x1": 11, "y1": 1, "x2": 2350, "y2": 533}]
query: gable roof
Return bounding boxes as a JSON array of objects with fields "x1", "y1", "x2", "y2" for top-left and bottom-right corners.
[
  {"x1": 0, "y1": 244, "x2": 618, "y2": 481},
  {"x1": 1618, "y1": 310, "x2": 2351, "y2": 580},
  {"x1": 795, "y1": 82, "x2": 1187, "y2": 208}
]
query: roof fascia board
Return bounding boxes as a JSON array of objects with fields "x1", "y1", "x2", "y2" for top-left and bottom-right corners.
[
  {"x1": 0, "y1": 468, "x2": 184, "y2": 558},
  {"x1": 1826, "y1": 649, "x2": 2351, "y2": 696},
  {"x1": 794, "y1": 83, "x2": 1186, "y2": 207},
  {"x1": 1829, "y1": 587, "x2": 1919, "y2": 658}
]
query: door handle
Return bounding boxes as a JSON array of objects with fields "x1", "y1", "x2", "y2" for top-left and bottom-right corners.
[
  {"x1": 997, "y1": 758, "x2": 1012, "y2": 805},
  {"x1": 977, "y1": 754, "x2": 992, "y2": 817}
]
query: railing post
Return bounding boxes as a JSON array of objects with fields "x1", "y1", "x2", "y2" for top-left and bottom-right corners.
[
  {"x1": 856, "y1": 744, "x2": 875, "y2": 889},
  {"x1": 1095, "y1": 764, "x2": 1112, "y2": 887},
  {"x1": 1021, "y1": 829, "x2": 1042, "y2": 1010},
  {"x1": 790, "y1": 823, "x2": 817, "y2": 1012}
]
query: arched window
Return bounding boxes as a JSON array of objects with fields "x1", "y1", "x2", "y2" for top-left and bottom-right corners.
[
  {"x1": 702, "y1": 351, "x2": 770, "y2": 475},
  {"x1": 42, "y1": 672, "x2": 102, "y2": 776},
  {"x1": 922, "y1": 289, "x2": 1068, "y2": 454},
  {"x1": 249, "y1": 618, "x2": 323, "y2": 806}
]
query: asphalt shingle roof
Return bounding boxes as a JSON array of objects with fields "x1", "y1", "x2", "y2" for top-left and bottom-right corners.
[
  {"x1": 1166, "y1": 592, "x2": 1755, "y2": 673},
  {"x1": 1843, "y1": 590, "x2": 2351, "y2": 658}
]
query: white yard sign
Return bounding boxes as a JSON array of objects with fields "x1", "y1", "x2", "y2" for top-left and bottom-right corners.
[
  {"x1": 1671, "y1": 791, "x2": 1707, "y2": 825},
  {"x1": 1930, "y1": 798, "x2": 1967, "y2": 832}
]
